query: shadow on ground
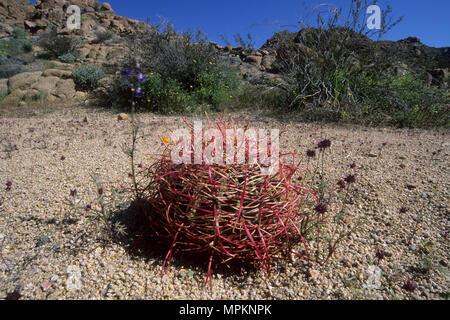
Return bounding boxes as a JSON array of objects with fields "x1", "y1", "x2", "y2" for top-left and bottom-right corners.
[{"x1": 108, "y1": 200, "x2": 264, "y2": 281}]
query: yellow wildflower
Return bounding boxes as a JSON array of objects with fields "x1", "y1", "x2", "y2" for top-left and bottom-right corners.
[{"x1": 162, "y1": 137, "x2": 170, "y2": 144}]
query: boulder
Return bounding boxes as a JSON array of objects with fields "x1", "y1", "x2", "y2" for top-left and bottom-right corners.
[
  {"x1": 261, "y1": 55, "x2": 276, "y2": 70},
  {"x1": 101, "y1": 2, "x2": 113, "y2": 12},
  {"x1": 42, "y1": 69, "x2": 72, "y2": 78},
  {"x1": 31, "y1": 76, "x2": 60, "y2": 92},
  {"x1": 8, "y1": 71, "x2": 42, "y2": 91},
  {"x1": 54, "y1": 79, "x2": 76, "y2": 99},
  {"x1": 245, "y1": 55, "x2": 262, "y2": 67}
]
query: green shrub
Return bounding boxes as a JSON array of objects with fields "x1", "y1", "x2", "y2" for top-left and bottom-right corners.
[
  {"x1": 127, "y1": 22, "x2": 218, "y2": 86},
  {"x1": 38, "y1": 28, "x2": 81, "y2": 58},
  {"x1": 12, "y1": 26, "x2": 28, "y2": 39},
  {"x1": 192, "y1": 63, "x2": 240, "y2": 110},
  {"x1": 0, "y1": 64, "x2": 26, "y2": 78},
  {"x1": 0, "y1": 37, "x2": 34, "y2": 58},
  {"x1": 58, "y1": 53, "x2": 77, "y2": 63},
  {"x1": 95, "y1": 29, "x2": 115, "y2": 43},
  {"x1": 107, "y1": 22, "x2": 241, "y2": 114},
  {"x1": 0, "y1": 56, "x2": 26, "y2": 78},
  {"x1": 72, "y1": 65, "x2": 104, "y2": 91}
]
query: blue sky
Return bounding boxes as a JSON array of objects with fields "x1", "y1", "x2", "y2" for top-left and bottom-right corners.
[{"x1": 31, "y1": 0, "x2": 449, "y2": 48}]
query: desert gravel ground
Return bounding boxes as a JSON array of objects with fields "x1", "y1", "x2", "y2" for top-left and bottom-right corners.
[{"x1": 0, "y1": 107, "x2": 448, "y2": 300}]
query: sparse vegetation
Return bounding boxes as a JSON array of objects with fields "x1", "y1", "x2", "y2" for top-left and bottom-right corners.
[
  {"x1": 103, "y1": 22, "x2": 240, "y2": 113},
  {"x1": 258, "y1": 0, "x2": 449, "y2": 128},
  {"x1": 72, "y1": 64, "x2": 104, "y2": 91},
  {"x1": 95, "y1": 29, "x2": 115, "y2": 43},
  {"x1": 58, "y1": 53, "x2": 77, "y2": 64},
  {"x1": 38, "y1": 28, "x2": 81, "y2": 58}
]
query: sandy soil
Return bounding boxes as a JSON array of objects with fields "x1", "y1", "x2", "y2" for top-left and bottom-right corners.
[{"x1": 0, "y1": 107, "x2": 448, "y2": 300}]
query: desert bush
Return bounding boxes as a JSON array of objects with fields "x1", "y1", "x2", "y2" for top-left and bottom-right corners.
[
  {"x1": 0, "y1": 64, "x2": 26, "y2": 78},
  {"x1": 72, "y1": 64, "x2": 104, "y2": 91},
  {"x1": 106, "y1": 22, "x2": 240, "y2": 113},
  {"x1": 126, "y1": 22, "x2": 218, "y2": 86},
  {"x1": 12, "y1": 26, "x2": 28, "y2": 39},
  {"x1": 193, "y1": 63, "x2": 240, "y2": 108},
  {"x1": 0, "y1": 36, "x2": 34, "y2": 58},
  {"x1": 58, "y1": 53, "x2": 77, "y2": 63},
  {"x1": 38, "y1": 28, "x2": 81, "y2": 58},
  {"x1": 0, "y1": 57, "x2": 26, "y2": 78},
  {"x1": 95, "y1": 29, "x2": 115, "y2": 43}
]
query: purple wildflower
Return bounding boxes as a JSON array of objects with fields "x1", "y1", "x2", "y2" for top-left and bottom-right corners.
[
  {"x1": 135, "y1": 87, "x2": 143, "y2": 97},
  {"x1": 137, "y1": 73, "x2": 147, "y2": 82},
  {"x1": 344, "y1": 174, "x2": 356, "y2": 184},
  {"x1": 306, "y1": 149, "x2": 316, "y2": 157},
  {"x1": 375, "y1": 249, "x2": 385, "y2": 260},
  {"x1": 317, "y1": 138, "x2": 332, "y2": 149},
  {"x1": 403, "y1": 280, "x2": 417, "y2": 292},
  {"x1": 122, "y1": 68, "x2": 132, "y2": 76},
  {"x1": 337, "y1": 180, "x2": 346, "y2": 189},
  {"x1": 314, "y1": 203, "x2": 328, "y2": 214}
]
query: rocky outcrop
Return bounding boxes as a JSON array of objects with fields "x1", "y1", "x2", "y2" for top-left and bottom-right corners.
[
  {"x1": 260, "y1": 28, "x2": 450, "y2": 87},
  {"x1": 0, "y1": 0, "x2": 149, "y2": 38},
  {"x1": 3, "y1": 68, "x2": 86, "y2": 105},
  {"x1": 0, "y1": 0, "x2": 34, "y2": 25}
]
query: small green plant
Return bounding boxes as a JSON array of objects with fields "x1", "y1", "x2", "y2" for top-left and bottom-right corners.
[
  {"x1": 58, "y1": 53, "x2": 77, "y2": 63},
  {"x1": 32, "y1": 90, "x2": 48, "y2": 103},
  {"x1": 12, "y1": 27, "x2": 28, "y2": 39},
  {"x1": 72, "y1": 64, "x2": 104, "y2": 91}
]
